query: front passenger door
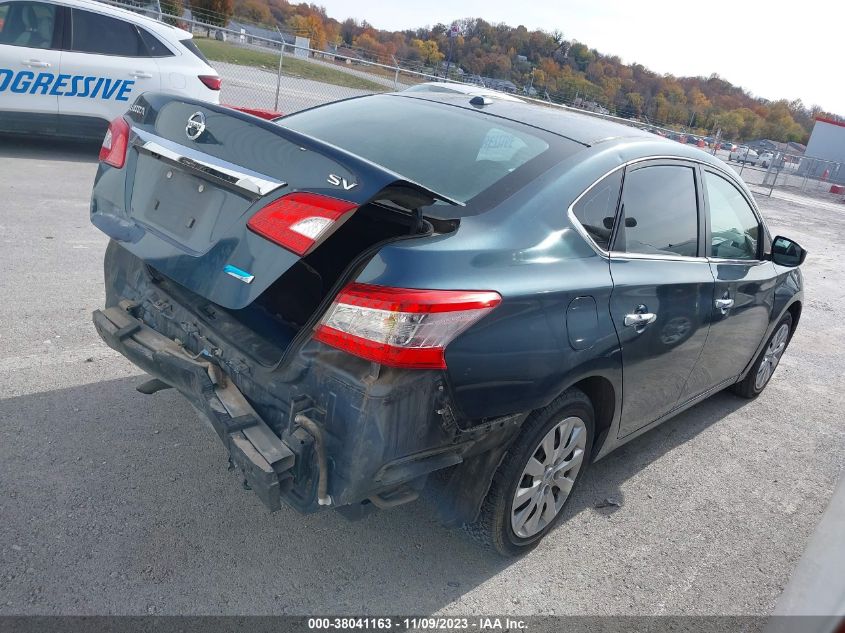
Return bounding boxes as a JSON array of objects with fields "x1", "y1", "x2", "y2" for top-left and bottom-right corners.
[
  {"x1": 608, "y1": 162, "x2": 715, "y2": 436},
  {"x1": 683, "y1": 169, "x2": 776, "y2": 396}
]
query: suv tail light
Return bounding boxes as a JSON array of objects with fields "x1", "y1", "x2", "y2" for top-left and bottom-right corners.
[
  {"x1": 314, "y1": 283, "x2": 502, "y2": 369},
  {"x1": 199, "y1": 75, "x2": 222, "y2": 90},
  {"x1": 99, "y1": 116, "x2": 130, "y2": 168},
  {"x1": 247, "y1": 192, "x2": 358, "y2": 256}
]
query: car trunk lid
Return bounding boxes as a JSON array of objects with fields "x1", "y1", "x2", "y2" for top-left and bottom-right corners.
[{"x1": 91, "y1": 95, "x2": 458, "y2": 311}]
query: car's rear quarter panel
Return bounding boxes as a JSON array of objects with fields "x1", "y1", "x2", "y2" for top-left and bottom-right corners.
[{"x1": 356, "y1": 151, "x2": 627, "y2": 421}]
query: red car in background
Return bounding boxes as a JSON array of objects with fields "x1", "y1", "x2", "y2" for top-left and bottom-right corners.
[{"x1": 228, "y1": 106, "x2": 284, "y2": 121}]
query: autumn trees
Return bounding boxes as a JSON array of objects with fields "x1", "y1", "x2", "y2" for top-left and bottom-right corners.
[{"x1": 220, "y1": 2, "x2": 826, "y2": 142}]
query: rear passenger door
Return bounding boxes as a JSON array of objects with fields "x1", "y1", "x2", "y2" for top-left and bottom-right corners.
[
  {"x1": 608, "y1": 161, "x2": 715, "y2": 436},
  {"x1": 0, "y1": 0, "x2": 62, "y2": 132},
  {"x1": 57, "y1": 7, "x2": 161, "y2": 134},
  {"x1": 683, "y1": 169, "x2": 776, "y2": 396}
]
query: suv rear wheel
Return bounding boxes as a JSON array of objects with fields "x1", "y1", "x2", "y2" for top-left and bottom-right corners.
[{"x1": 464, "y1": 389, "x2": 594, "y2": 556}]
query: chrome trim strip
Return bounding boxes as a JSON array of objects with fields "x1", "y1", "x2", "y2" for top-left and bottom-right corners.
[
  {"x1": 136, "y1": 135, "x2": 286, "y2": 197},
  {"x1": 707, "y1": 257, "x2": 766, "y2": 265},
  {"x1": 608, "y1": 251, "x2": 706, "y2": 263}
]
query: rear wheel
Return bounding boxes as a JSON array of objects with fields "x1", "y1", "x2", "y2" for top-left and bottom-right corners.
[
  {"x1": 731, "y1": 313, "x2": 793, "y2": 399},
  {"x1": 463, "y1": 389, "x2": 594, "y2": 556}
]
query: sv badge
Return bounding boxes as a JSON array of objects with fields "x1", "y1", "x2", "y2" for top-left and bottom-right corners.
[{"x1": 327, "y1": 174, "x2": 358, "y2": 190}]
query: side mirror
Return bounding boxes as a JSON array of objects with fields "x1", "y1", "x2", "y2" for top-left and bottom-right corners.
[{"x1": 771, "y1": 235, "x2": 807, "y2": 267}]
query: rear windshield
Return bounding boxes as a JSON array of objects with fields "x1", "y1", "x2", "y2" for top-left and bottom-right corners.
[
  {"x1": 180, "y1": 38, "x2": 209, "y2": 64},
  {"x1": 279, "y1": 95, "x2": 576, "y2": 212}
]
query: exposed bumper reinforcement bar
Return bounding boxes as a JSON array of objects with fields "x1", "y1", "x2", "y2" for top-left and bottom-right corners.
[{"x1": 93, "y1": 304, "x2": 295, "y2": 511}]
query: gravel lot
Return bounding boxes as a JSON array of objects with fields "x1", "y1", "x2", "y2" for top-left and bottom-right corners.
[{"x1": 0, "y1": 138, "x2": 842, "y2": 616}]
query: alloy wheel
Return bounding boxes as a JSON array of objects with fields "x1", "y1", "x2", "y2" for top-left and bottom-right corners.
[
  {"x1": 755, "y1": 323, "x2": 789, "y2": 390},
  {"x1": 510, "y1": 416, "x2": 587, "y2": 539}
]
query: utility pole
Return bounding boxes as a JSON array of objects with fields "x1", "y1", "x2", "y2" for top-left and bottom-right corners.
[
  {"x1": 274, "y1": 25, "x2": 284, "y2": 111},
  {"x1": 444, "y1": 23, "x2": 459, "y2": 80}
]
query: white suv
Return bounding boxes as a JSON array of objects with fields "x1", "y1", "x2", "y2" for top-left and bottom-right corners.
[{"x1": 0, "y1": 0, "x2": 220, "y2": 139}]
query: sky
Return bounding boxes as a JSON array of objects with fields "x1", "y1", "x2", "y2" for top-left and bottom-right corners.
[{"x1": 315, "y1": 0, "x2": 845, "y2": 115}]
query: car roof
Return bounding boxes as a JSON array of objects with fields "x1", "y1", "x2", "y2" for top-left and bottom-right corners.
[
  {"x1": 45, "y1": 0, "x2": 191, "y2": 41},
  {"x1": 396, "y1": 92, "x2": 659, "y2": 145},
  {"x1": 391, "y1": 92, "x2": 731, "y2": 171},
  {"x1": 405, "y1": 82, "x2": 526, "y2": 103}
]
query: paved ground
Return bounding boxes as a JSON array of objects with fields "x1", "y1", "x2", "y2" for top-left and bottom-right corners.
[{"x1": 0, "y1": 138, "x2": 843, "y2": 616}]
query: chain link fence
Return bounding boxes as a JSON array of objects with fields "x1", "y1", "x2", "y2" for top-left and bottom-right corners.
[{"x1": 721, "y1": 148, "x2": 845, "y2": 201}]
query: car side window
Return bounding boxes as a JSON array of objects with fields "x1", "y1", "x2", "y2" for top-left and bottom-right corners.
[
  {"x1": 617, "y1": 165, "x2": 699, "y2": 257},
  {"x1": 70, "y1": 9, "x2": 144, "y2": 57},
  {"x1": 704, "y1": 171, "x2": 760, "y2": 260},
  {"x1": 0, "y1": 1, "x2": 57, "y2": 49},
  {"x1": 572, "y1": 170, "x2": 623, "y2": 251},
  {"x1": 138, "y1": 26, "x2": 173, "y2": 57}
]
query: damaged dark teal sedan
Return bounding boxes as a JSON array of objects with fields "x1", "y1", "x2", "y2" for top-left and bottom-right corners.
[{"x1": 90, "y1": 91, "x2": 805, "y2": 555}]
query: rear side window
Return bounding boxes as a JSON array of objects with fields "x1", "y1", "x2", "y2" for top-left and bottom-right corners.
[
  {"x1": 138, "y1": 27, "x2": 173, "y2": 57},
  {"x1": 704, "y1": 171, "x2": 760, "y2": 260},
  {"x1": 572, "y1": 170, "x2": 623, "y2": 250},
  {"x1": 0, "y1": 1, "x2": 57, "y2": 49},
  {"x1": 617, "y1": 165, "x2": 699, "y2": 257},
  {"x1": 280, "y1": 95, "x2": 568, "y2": 209},
  {"x1": 180, "y1": 38, "x2": 209, "y2": 64},
  {"x1": 70, "y1": 9, "x2": 144, "y2": 56}
]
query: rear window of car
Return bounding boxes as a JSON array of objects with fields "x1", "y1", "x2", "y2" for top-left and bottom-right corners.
[
  {"x1": 180, "y1": 38, "x2": 209, "y2": 64},
  {"x1": 139, "y1": 27, "x2": 173, "y2": 57},
  {"x1": 279, "y1": 95, "x2": 579, "y2": 213}
]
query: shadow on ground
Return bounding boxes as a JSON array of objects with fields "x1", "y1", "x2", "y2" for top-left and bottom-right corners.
[{"x1": 0, "y1": 375, "x2": 747, "y2": 614}]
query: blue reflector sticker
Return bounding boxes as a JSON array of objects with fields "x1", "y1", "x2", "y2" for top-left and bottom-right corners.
[{"x1": 223, "y1": 264, "x2": 255, "y2": 284}]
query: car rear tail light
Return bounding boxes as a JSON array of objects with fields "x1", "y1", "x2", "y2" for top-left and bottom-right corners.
[
  {"x1": 98, "y1": 116, "x2": 130, "y2": 169},
  {"x1": 314, "y1": 283, "x2": 502, "y2": 369},
  {"x1": 199, "y1": 75, "x2": 222, "y2": 90},
  {"x1": 247, "y1": 192, "x2": 358, "y2": 256}
]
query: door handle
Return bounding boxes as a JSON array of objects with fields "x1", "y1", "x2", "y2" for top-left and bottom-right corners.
[
  {"x1": 130, "y1": 71, "x2": 153, "y2": 78},
  {"x1": 624, "y1": 311, "x2": 657, "y2": 328},
  {"x1": 715, "y1": 297, "x2": 735, "y2": 314},
  {"x1": 23, "y1": 59, "x2": 51, "y2": 68}
]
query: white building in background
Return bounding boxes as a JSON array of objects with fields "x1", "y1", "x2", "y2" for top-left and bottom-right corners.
[{"x1": 804, "y1": 117, "x2": 845, "y2": 184}]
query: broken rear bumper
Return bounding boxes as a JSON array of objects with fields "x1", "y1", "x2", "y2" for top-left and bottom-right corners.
[
  {"x1": 93, "y1": 241, "x2": 525, "y2": 521},
  {"x1": 93, "y1": 304, "x2": 296, "y2": 511}
]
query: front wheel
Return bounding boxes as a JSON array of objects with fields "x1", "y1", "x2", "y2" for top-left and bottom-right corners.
[
  {"x1": 463, "y1": 389, "x2": 594, "y2": 556},
  {"x1": 731, "y1": 313, "x2": 793, "y2": 399}
]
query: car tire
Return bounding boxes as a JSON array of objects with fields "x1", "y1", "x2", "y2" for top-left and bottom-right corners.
[
  {"x1": 462, "y1": 388, "x2": 595, "y2": 556},
  {"x1": 731, "y1": 312, "x2": 793, "y2": 399}
]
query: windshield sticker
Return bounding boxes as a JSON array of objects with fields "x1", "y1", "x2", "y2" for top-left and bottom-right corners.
[{"x1": 476, "y1": 128, "x2": 529, "y2": 163}]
